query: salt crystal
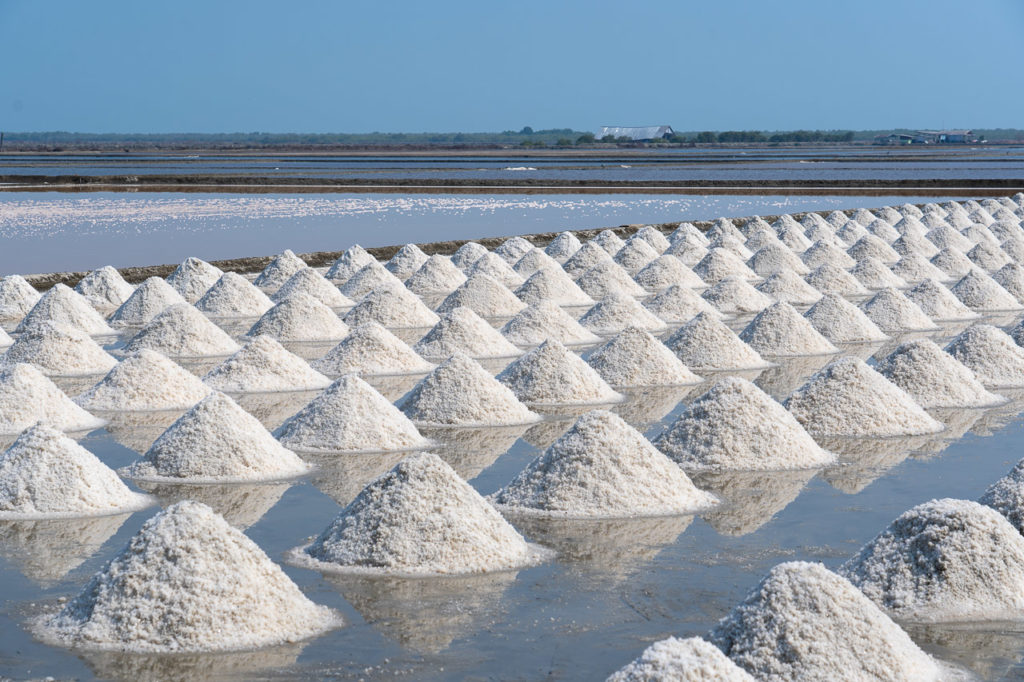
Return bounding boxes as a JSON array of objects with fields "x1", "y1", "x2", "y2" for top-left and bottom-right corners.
[
  {"x1": 575, "y1": 260, "x2": 648, "y2": 300},
  {"x1": 108, "y1": 277, "x2": 188, "y2": 327},
  {"x1": 515, "y1": 266, "x2": 594, "y2": 306},
  {"x1": 4, "y1": 323, "x2": 116, "y2": 376},
  {"x1": 75, "y1": 349, "x2": 212, "y2": 411},
  {"x1": 435, "y1": 273, "x2": 526, "y2": 318},
  {"x1": 313, "y1": 322, "x2": 435, "y2": 376},
  {"x1": 663, "y1": 312, "x2": 771, "y2": 371},
  {"x1": 496, "y1": 339, "x2": 623, "y2": 405},
  {"x1": 165, "y1": 257, "x2": 223, "y2": 303},
  {"x1": 904, "y1": 279, "x2": 979, "y2": 321},
  {"x1": 803, "y1": 293, "x2": 889, "y2": 343},
  {"x1": 414, "y1": 307, "x2": 522, "y2": 359},
  {"x1": 195, "y1": 272, "x2": 275, "y2": 317},
  {"x1": 74, "y1": 267, "x2": 135, "y2": 312},
  {"x1": 16, "y1": 284, "x2": 115, "y2": 336},
  {"x1": 865, "y1": 218, "x2": 900, "y2": 243},
  {"x1": 701, "y1": 277, "x2": 773, "y2": 315},
  {"x1": 450, "y1": 241, "x2": 490, "y2": 271},
  {"x1": 586, "y1": 326, "x2": 701, "y2": 387},
  {"x1": 0, "y1": 364, "x2": 105, "y2": 434},
  {"x1": 665, "y1": 236, "x2": 708, "y2": 267},
  {"x1": 707, "y1": 218, "x2": 744, "y2": 241},
  {"x1": 777, "y1": 224, "x2": 812, "y2": 253},
  {"x1": 805, "y1": 263, "x2": 869, "y2": 297},
  {"x1": 738, "y1": 302, "x2": 837, "y2": 356},
  {"x1": 499, "y1": 301, "x2": 601, "y2": 347},
  {"x1": 860, "y1": 287, "x2": 939, "y2": 332},
  {"x1": 384, "y1": 244, "x2": 429, "y2": 279},
  {"x1": 247, "y1": 294, "x2": 351, "y2": 342},
  {"x1": 643, "y1": 283, "x2": 722, "y2": 323},
  {"x1": 579, "y1": 294, "x2": 668, "y2": 335},
  {"x1": 835, "y1": 221, "x2": 868, "y2": 246},
  {"x1": 708, "y1": 234, "x2": 753, "y2": 260},
  {"x1": 945, "y1": 324, "x2": 1024, "y2": 387},
  {"x1": 124, "y1": 304, "x2": 241, "y2": 357},
  {"x1": 253, "y1": 250, "x2": 307, "y2": 291},
  {"x1": 203, "y1": 336, "x2": 332, "y2": 393},
  {"x1": 950, "y1": 268, "x2": 1022, "y2": 310},
  {"x1": 877, "y1": 339, "x2": 1005, "y2": 408},
  {"x1": 606, "y1": 636, "x2": 755, "y2": 682},
  {"x1": 325, "y1": 244, "x2": 377, "y2": 283},
  {"x1": 0, "y1": 275, "x2": 41, "y2": 319},
  {"x1": 404, "y1": 254, "x2": 467, "y2": 295}
]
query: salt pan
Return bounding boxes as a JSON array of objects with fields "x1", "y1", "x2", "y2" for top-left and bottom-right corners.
[
  {"x1": 203, "y1": 336, "x2": 332, "y2": 393},
  {"x1": 249, "y1": 294, "x2": 350, "y2": 342},
  {"x1": 75, "y1": 349, "x2": 212, "y2": 411},
  {"x1": 195, "y1": 272, "x2": 275, "y2": 318},
  {"x1": 312, "y1": 322, "x2": 435, "y2": 376},
  {"x1": 124, "y1": 304, "x2": 240, "y2": 357},
  {"x1": 586, "y1": 326, "x2": 701, "y2": 387},
  {"x1": 495, "y1": 339, "x2": 623, "y2": 405},
  {"x1": 980, "y1": 458, "x2": 1024, "y2": 535}
]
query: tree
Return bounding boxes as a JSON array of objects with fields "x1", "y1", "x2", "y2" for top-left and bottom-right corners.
[
  {"x1": 695, "y1": 131, "x2": 716, "y2": 143},
  {"x1": 576, "y1": 133, "x2": 596, "y2": 144},
  {"x1": 519, "y1": 126, "x2": 534, "y2": 135},
  {"x1": 601, "y1": 134, "x2": 617, "y2": 143},
  {"x1": 556, "y1": 138, "x2": 573, "y2": 146}
]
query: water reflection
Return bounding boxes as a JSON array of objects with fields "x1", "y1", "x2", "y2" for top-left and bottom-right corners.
[
  {"x1": 754, "y1": 355, "x2": 832, "y2": 401},
  {"x1": 100, "y1": 410, "x2": 185, "y2": 453},
  {"x1": 231, "y1": 390, "x2": 322, "y2": 431},
  {"x1": 419, "y1": 425, "x2": 526, "y2": 481},
  {"x1": 80, "y1": 641, "x2": 307, "y2": 682},
  {"x1": 0, "y1": 513, "x2": 131, "y2": 586},
  {"x1": 611, "y1": 385, "x2": 699, "y2": 431},
  {"x1": 818, "y1": 436, "x2": 929, "y2": 494},
  {"x1": 309, "y1": 451, "x2": 408, "y2": 507},
  {"x1": 133, "y1": 481, "x2": 291, "y2": 529},
  {"x1": 692, "y1": 469, "x2": 818, "y2": 536},
  {"x1": 362, "y1": 373, "x2": 423, "y2": 402},
  {"x1": 522, "y1": 418, "x2": 574, "y2": 450},
  {"x1": 970, "y1": 390, "x2": 1024, "y2": 437},
  {"x1": 904, "y1": 621, "x2": 1024, "y2": 682},
  {"x1": 910, "y1": 408, "x2": 985, "y2": 460}
]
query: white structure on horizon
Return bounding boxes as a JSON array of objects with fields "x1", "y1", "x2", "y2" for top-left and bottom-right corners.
[{"x1": 596, "y1": 125, "x2": 675, "y2": 141}]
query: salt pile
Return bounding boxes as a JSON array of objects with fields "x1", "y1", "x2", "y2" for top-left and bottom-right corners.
[
  {"x1": 345, "y1": 285, "x2": 440, "y2": 328},
  {"x1": 632, "y1": 226, "x2": 671, "y2": 253},
  {"x1": 248, "y1": 294, "x2": 350, "y2": 342},
  {"x1": 0, "y1": 275, "x2": 41, "y2": 319},
  {"x1": 1000, "y1": 236, "x2": 1024, "y2": 265},
  {"x1": 590, "y1": 229, "x2": 626, "y2": 255},
  {"x1": 847, "y1": 234, "x2": 901, "y2": 263},
  {"x1": 575, "y1": 260, "x2": 648, "y2": 300},
  {"x1": 747, "y1": 243, "x2": 809, "y2": 277},
  {"x1": 512, "y1": 247, "x2": 562, "y2": 278},
  {"x1": 414, "y1": 307, "x2": 521, "y2": 359},
  {"x1": 693, "y1": 248, "x2": 759, "y2": 284},
  {"x1": 927, "y1": 225, "x2": 974, "y2": 252},
  {"x1": 296, "y1": 452, "x2": 541, "y2": 575},
  {"x1": 804, "y1": 263, "x2": 870, "y2": 297},
  {"x1": 275, "y1": 375, "x2": 431, "y2": 453},
  {"x1": 108, "y1": 276, "x2": 188, "y2": 327},
  {"x1": 467, "y1": 252, "x2": 525, "y2": 288},
  {"x1": 0, "y1": 423, "x2": 151, "y2": 518},
  {"x1": 450, "y1": 241, "x2": 489, "y2": 270},
  {"x1": 850, "y1": 257, "x2": 908, "y2": 290},
  {"x1": 803, "y1": 222, "x2": 839, "y2": 246},
  {"x1": 877, "y1": 339, "x2": 1005, "y2": 408},
  {"x1": 967, "y1": 241, "x2": 1011, "y2": 272},
  {"x1": 860, "y1": 287, "x2": 939, "y2": 332},
  {"x1": 496, "y1": 339, "x2": 623, "y2": 405},
  {"x1": 700, "y1": 276, "x2": 773, "y2": 315},
  {"x1": 980, "y1": 459, "x2": 1024, "y2": 534},
  {"x1": 866, "y1": 218, "x2": 900, "y2": 242},
  {"x1": 37, "y1": 500, "x2": 339, "y2": 652},
  {"x1": 436, "y1": 273, "x2": 526, "y2": 318},
  {"x1": 665, "y1": 236, "x2": 708, "y2": 267},
  {"x1": 562, "y1": 242, "x2": 615, "y2": 278},
  {"x1": 993, "y1": 263, "x2": 1024, "y2": 303},
  {"x1": 490, "y1": 410, "x2": 717, "y2": 517},
  {"x1": 670, "y1": 222, "x2": 709, "y2": 245},
  {"x1": 710, "y1": 561, "x2": 941, "y2": 681},
  {"x1": 891, "y1": 232, "x2": 940, "y2": 259},
  {"x1": 195, "y1": 272, "x2": 275, "y2": 317},
  {"x1": 404, "y1": 254, "x2": 467, "y2": 294},
  {"x1": 777, "y1": 224, "x2": 812, "y2": 253},
  {"x1": 664, "y1": 312, "x2": 771, "y2": 371},
  {"x1": 398, "y1": 353, "x2": 540, "y2": 426},
  {"x1": 801, "y1": 241, "x2": 856, "y2": 269},
  {"x1": 743, "y1": 227, "x2": 779, "y2": 253},
  {"x1": 890, "y1": 252, "x2": 951, "y2": 284},
  {"x1": 75, "y1": 349, "x2": 212, "y2": 411},
  {"x1": 312, "y1": 322, "x2": 435, "y2": 376},
  {"x1": 4, "y1": 323, "x2": 117, "y2": 376},
  {"x1": 0, "y1": 328, "x2": 12, "y2": 348},
  {"x1": 165, "y1": 257, "x2": 223, "y2": 303},
  {"x1": 514, "y1": 267, "x2": 594, "y2": 306},
  {"x1": 339, "y1": 260, "x2": 406, "y2": 300},
  {"x1": 836, "y1": 220, "x2": 868, "y2": 246},
  {"x1": 586, "y1": 327, "x2": 701, "y2": 387},
  {"x1": 643, "y1": 283, "x2": 722, "y2": 323},
  {"x1": 607, "y1": 636, "x2": 755, "y2": 682},
  {"x1": 755, "y1": 270, "x2": 823, "y2": 305},
  {"x1": 123, "y1": 304, "x2": 241, "y2": 357},
  {"x1": 905, "y1": 279, "x2": 979, "y2": 320},
  {"x1": 633, "y1": 255, "x2": 705, "y2": 291},
  {"x1": 544, "y1": 231, "x2": 582, "y2": 263},
  {"x1": 945, "y1": 324, "x2": 1024, "y2": 387},
  {"x1": 708, "y1": 217, "x2": 744, "y2": 241},
  {"x1": 803, "y1": 293, "x2": 889, "y2": 343},
  {"x1": 325, "y1": 244, "x2": 377, "y2": 283},
  {"x1": 708, "y1": 234, "x2": 753, "y2": 260},
  {"x1": 203, "y1": 336, "x2": 332, "y2": 393},
  {"x1": 499, "y1": 301, "x2": 601, "y2": 347},
  {"x1": 612, "y1": 238, "x2": 659, "y2": 275},
  {"x1": 384, "y1": 243, "x2": 429, "y2": 279},
  {"x1": 930, "y1": 247, "x2": 975, "y2": 278},
  {"x1": 784, "y1": 357, "x2": 944, "y2": 437},
  {"x1": 851, "y1": 207, "x2": 878, "y2": 225},
  {"x1": 655, "y1": 377, "x2": 833, "y2": 471},
  {"x1": 124, "y1": 392, "x2": 310, "y2": 482},
  {"x1": 578, "y1": 294, "x2": 668, "y2": 335},
  {"x1": 16, "y1": 284, "x2": 115, "y2": 336},
  {"x1": 0, "y1": 364, "x2": 106, "y2": 434},
  {"x1": 877, "y1": 205, "x2": 905, "y2": 224},
  {"x1": 74, "y1": 267, "x2": 135, "y2": 311},
  {"x1": 738, "y1": 302, "x2": 838, "y2": 356},
  {"x1": 950, "y1": 268, "x2": 1022, "y2": 310},
  {"x1": 271, "y1": 268, "x2": 353, "y2": 308},
  {"x1": 253, "y1": 250, "x2": 307, "y2": 291}
]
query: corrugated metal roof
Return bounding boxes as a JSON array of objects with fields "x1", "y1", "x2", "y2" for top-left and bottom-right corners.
[{"x1": 596, "y1": 126, "x2": 674, "y2": 141}]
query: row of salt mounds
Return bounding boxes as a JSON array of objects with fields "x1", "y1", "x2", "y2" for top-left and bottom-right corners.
[
  {"x1": 0, "y1": 423, "x2": 152, "y2": 518},
  {"x1": 202, "y1": 336, "x2": 332, "y2": 393},
  {"x1": 75, "y1": 350, "x2": 212, "y2": 411},
  {"x1": 292, "y1": 452, "x2": 546, "y2": 576},
  {"x1": 108, "y1": 277, "x2": 188, "y2": 327},
  {"x1": 495, "y1": 339, "x2": 624, "y2": 406},
  {"x1": 166, "y1": 257, "x2": 224, "y2": 303},
  {"x1": 785, "y1": 358, "x2": 944, "y2": 437},
  {"x1": 877, "y1": 340, "x2": 1006, "y2": 409},
  {"x1": 414, "y1": 307, "x2": 521, "y2": 359},
  {"x1": 75, "y1": 266, "x2": 135, "y2": 312},
  {"x1": 247, "y1": 294, "x2": 350, "y2": 342},
  {"x1": 16, "y1": 284, "x2": 115, "y2": 336},
  {"x1": 950, "y1": 268, "x2": 1022, "y2": 311},
  {"x1": 398, "y1": 353, "x2": 541, "y2": 427},
  {"x1": 3, "y1": 323, "x2": 116, "y2": 376},
  {"x1": 515, "y1": 266, "x2": 594, "y2": 306},
  {"x1": 275, "y1": 375, "x2": 432, "y2": 453},
  {"x1": 860, "y1": 287, "x2": 939, "y2": 332},
  {"x1": 905, "y1": 278, "x2": 979, "y2": 321},
  {"x1": 664, "y1": 312, "x2": 772, "y2": 371},
  {"x1": 655, "y1": 378, "x2": 834, "y2": 471},
  {"x1": 0, "y1": 275, "x2": 42, "y2": 319},
  {"x1": 272, "y1": 267, "x2": 353, "y2": 308},
  {"x1": 343, "y1": 286, "x2": 439, "y2": 328},
  {"x1": 578, "y1": 294, "x2": 668, "y2": 335},
  {"x1": 404, "y1": 254, "x2": 467, "y2": 295},
  {"x1": 123, "y1": 304, "x2": 240, "y2": 357},
  {"x1": 607, "y1": 636, "x2": 754, "y2": 682},
  {"x1": 643, "y1": 284, "x2": 722, "y2": 323},
  {"x1": 195, "y1": 272, "x2": 275, "y2": 318},
  {"x1": 37, "y1": 500, "x2": 340, "y2": 652},
  {"x1": 254, "y1": 249, "x2": 307, "y2": 291},
  {"x1": 803, "y1": 293, "x2": 889, "y2": 343},
  {"x1": 980, "y1": 458, "x2": 1024, "y2": 534},
  {"x1": 586, "y1": 327, "x2": 702, "y2": 387},
  {"x1": 738, "y1": 302, "x2": 837, "y2": 357},
  {"x1": 840, "y1": 498, "x2": 1024, "y2": 622},
  {"x1": 710, "y1": 561, "x2": 943, "y2": 681},
  {"x1": 0, "y1": 364, "x2": 106, "y2": 434},
  {"x1": 701, "y1": 277, "x2": 774, "y2": 315},
  {"x1": 945, "y1": 324, "x2": 1024, "y2": 387},
  {"x1": 499, "y1": 301, "x2": 601, "y2": 347},
  {"x1": 490, "y1": 410, "x2": 717, "y2": 517},
  {"x1": 385, "y1": 243, "x2": 428, "y2": 279},
  {"x1": 122, "y1": 392, "x2": 311, "y2": 482},
  {"x1": 326, "y1": 244, "x2": 377, "y2": 283},
  {"x1": 312, "y1": 322, "x2": 434, "y2": 376}
]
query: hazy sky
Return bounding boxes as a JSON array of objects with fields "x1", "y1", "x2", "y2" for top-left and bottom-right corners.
[{"x1": 2, "y1": 0, "x2": 1022, "y2": 133}]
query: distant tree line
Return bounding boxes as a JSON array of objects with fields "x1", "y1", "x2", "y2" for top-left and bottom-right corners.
[{"x1": 667, "y1": 130, "x2": 854, "y2": 144}]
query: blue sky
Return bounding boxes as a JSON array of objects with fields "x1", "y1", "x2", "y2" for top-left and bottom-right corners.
[{"x1": 1, "y1": 0, "x2": 1022, "y2": 133}]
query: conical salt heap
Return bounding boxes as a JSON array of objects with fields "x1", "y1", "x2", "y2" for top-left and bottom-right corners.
[
  {"x1": 738, "y1": 302, "x2": 838, "y2": 357},
  {"x1": 312, "y1": 322, "x2": 434, "y2": 377},
  {"x1": 994, "y1": 263, "x2": 1024, "y2": 304},
  {"x1": 4, "y1": 323, "x2": 116, "y2": 376},
  {"x1": 850, "y1": 257, "x2": 908, "y2": 290},
  {"x1": 607, "y1": 636, "x2": 755, "y2": 682},
  {"x1": 414, "y1": 307, "x2": 521, "y2": 359},
  {"x1": 124, "y1": 392, "x2": 310, "y2": 481},
  {"x1": 0, "y1": 275, "x2": 41, "y2": 319},
  {"x1": 876, "y1": 205, "x2": 905, "y2": 224},
  {"x1": 669, "y1": 222, "x2": 709, "y2": 245},
  {"x1": 708, "y1": 233, "x2": 753, "y2": 260},
  {"x1": 511, "y1": 249, "x2": 560, "y2": 280},
  {"x1": 743, "y1": 227, "x2": 780, "y2": 253},
  {"x1": 707, "y1": 217, "x2": 744, "y2": 241},
  {"x1": 467, "y1": 252, "x2": 525, "y2": 288},
  {"x1": 590, "y1": 229, "x2": 626, "y2": 255},
  {"x1": 203, "y1": 336, "x2": 332, "y2": 393},
  {"x1": 325, "y1": 244, "x2": 377, "y2": 283},
  {"x1": 860, "y1": 287, "x2": 939, "y2": 332},
  {"x1": 613, "y1": 238, "x2": 659, "y2": 275},
  {"x1": 339, "y1": 260, "x2": 407, "y2": 300},
  {"x1": 890, "y1": 252, "x2": 951, "y2": 284},
  {"x1": 75, "y1": 266, "x2": 135, "y2": 312},
  {"x1": 0, "y1": 422, "x2": 150, "y2": 519},
  {"x1": 499, "y1": 301, "x2": 601, "y2": 347},
  {"x1": 904, "y1": 278, "x2": 978, "y2": 320},
  {"x1": 297, "y1": 452, "x2": 541, "y2": 575},
  {"x1": 399, "y1": 353, "x2": 540, "y2": 427},
  {"x1": 108, "y1": 277, "x2": 188, "y2": 327},
  {"x1": 700, "y1": 276, "x2": 774, "y2": 315},
  {"x1": 165, "y1": 257, "x2": 224, "y2": 303},
  {"x1": 850, "y1": 207, "x2": 878, "y2": 226},
  {"x1": 496, "y1": 339, "x2": 623, "y2": 405},
  {"x1": 16, "y1": 284, "x2": 115, "y2": 336},
  {"x1": 665, "y1": 235, "x2": 708, "y2": 267},
  {"x1": 633, "y1": 255, "x2": 705, "y2": 291},
  {"x1": 664, "y1": 312, "x2": 771, "y2": 371},
  {"x1": 877, "y1": 339, "x2": 1005, "y2": 409},
  {"x1": 632, "y1": 226, "x2": 671, "y2": 253},
  {"x1": 450, "y1": 241, "x2": 489, "y2": 270},
  {"x1": 404, "y1": 254, "x2": 467, "y2": 295},
  {"x1": 803, "y1": 293, "x2": 889, "y2": 343},
  {"x1": 967, "y1": 241, "x2": 1011, "y2": 272},
  {"x1": 75, "y1": 349, "x2": 212, "y2": 411},
  {"x1": 927, "y1": 224, "x2": 974, "y2": 252},
  {"x1": 778, "y1": 224, "x2": 813, "y2": 253},
  {"x1": 891, "y1": 232, "x2": 940, "y2": 259},
  {"x1": 804, "y1": 263, "x2": 870, "y2": 297},
  {"x1": 755, "y1": 270, "x2": 822, "y2": 306},
  {"x1": 436, "y1": 273, "x2": 526, "y2": 318},
  {"x1": 836, "y1": 220, "x2": 868, "y2": 246},
  {"x1": 847, "y1": 235, "x2": 901, "y2": 263},
  {"x1": 124, "y1": 304, "x2": 241, "y2": 357},
  {"x1": 931, "y1": 247, "x2": 975, "y2": 279},
  {"x1": 248, "y1": 294, "x2": 350, "y2": 342},
  {"x1": 980, "y1": 458, "x2": 1024, "y2": 535},
  {"x1": 275, "y1": 374, "x2": 432, "y2": 453},
  {"x1": 345, "y1": 285, "x2": 440, "y2": 329},
  {"x1": 655, "y1": 377, "x2": 833, "y2": 471},
  {"x1": 710, "y1": 561, "x2": 941, "y2": 681},
  {"x1": 643, "y1": 284, "x2": 722, "y2": 323},
  {"x1": 384, "y1": 243, "x2": 429, "y2": 279},
  {"x1": 253, "y1": 249, "x2": 307, "y2": 291},
  {"x1": 578, "y1": 294, "x2": 668, "y2": 335},
  {"x1": 562, "y1": 241, "x2": 615, "y2": 278},
  {"x1": 801, "y1": 240, "x2": 856, "y2": 270},
  {"x1": 747, "y1": 243, "x2": 809, "y2": 277},
  {"x1": 693, "y1": 248, "x2": 760, "y2": 284},
  {"x1": 841, "y1": 499, "x2": 1024, "y2": 622},
  {"x1": 271, "y1": 268, "x2": 353, "y2": 308},
  {"x1": 37, "y1": 500, "x2": 340, "y2": 652},
  {"x1": 950, "y1": 268, "x2": 1022, "y2": 310},
  {"x1": 575, "y1": 260, "x2": 648, "y2": 300},
  {"x1": 490, "y1": 410, "x2": 717, "y2": 517},
  {"x1": 195, "y1": 272, "x2": 275, "y2": 318},
  {"x1": 784, "y1": 357, "x2": 944, "y2": 437},
  {"x1": 586, "y1": 327, "x2": 701, "y2": 387},
  {"x1": 865, "y1": 218, "x2": 900, "y2": 243},
  {"x1": 0, "y1": 364, "x2": 106, "y2": 434},
  {"x1": 544, "y1": 231, "x2": 582, "y2": 263},
  {"x1": 514, "y1": 266, "x2": 594, "y2": 306},
  {"x1": 945, "y1": 324, "x2": 1024, "y2": 387}
]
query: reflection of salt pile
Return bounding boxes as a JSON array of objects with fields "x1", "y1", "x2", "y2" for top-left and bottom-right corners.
[
  {"x1": 877, "y1": 340, "x2": 1005, "y2": 408},
  {"x1": 16, "y1": 284, "x2": 115, "y2": 336},
  {"x1": 0, "y1": 513, "x2": 130, "y2": 586},
  {"x1": 643, "y1": 284, "x2": 722, "y2": 322},
  {"x1": 496, "y1": 339, "x2": 623, "y2": 405},
  {"x1": 414, "y1": 307, "x2": 521, "y2": 359},
  {"x1": 656, "y1": 378, "x2": 833, "y2": 471},
  {"x1": 945, "y1": 324, "x2": 1024, "y2": 387},
  {"x1": 275, "y1": 375, "x2": 431, "y2": 453},
  {"x1": 579, "y1": 294, "x2": 668, "y2": 335},
  {"x1": 165, "y1": 257, "x2": 223, "y2": 303},
  {"x1": 515, "y1": 267, "x2": 594, "y2": 306},
  {"x1": 81, "y1": 640, "x2": 308, "y2": 682},
  {"x1": 313, "y1": 322, "x2": 434, "y2": 376},
  {"x1": 404, "y1": 254, "x2": 467, "y2": 295},
  {"x1": 0, "y1": 423, "x2": 151, "y2": 517},
  {"x1": 0, "y1": 364, "x2": 105, "y2": 434},
  {"x1": 804, "y1": 263, "x2": 869, "y2": 297},
  {"x1": 860, "y1": 287, "x2": 938, "y2": 332},
  {"x1": 738, "y1": 302, "x2": 837, "y2": 356},
  {"x1": 436, "y1": 273, "x2": 526, "y2": 318},
  {"x1": 608, "y1": 636, "x2": 755, "y2": 682},
  {"x1": 75, "y1": 266, "x2": 135, "y2": 311},
  {"x1": 384, "y1": 243, "x2": 428, "y2": 279},
  {"x1": 202, "y1": 336, "x2": 331, "y2": 392},
  {"x1": 710, "y1": 561, "x2": 941, "y2": 681},
  {"x1": 419, "y1": 424, "x2": 525, "y2": 481},
  {"x1": 664, "y1": 312, "x2": 771, "y2": 371},
  {"x1": 38, "y1": 501, "x2": 339, "y2": 652},
  {"x1": 0, "y1": 275, "x2": 41, "y2": 319},
  {"x1": 253, "y1": 249, "x2": 307, "y2": 291},
  {"x1": 124, "y1": 304, "x2": 240, "y2": 357},
  {"x1": 694, "y1": 468, "x2": 816, "y2": 536},
  {"x1": 785, "y1": 357, "x2": 944, "y2": 437},
  {"x1": 803, "y1": 293, "x2": 888, "y2": 343},
  {"x1": 491, "y1": 410, "x2": 716, "y2": 517},
  {"x1": 841, "y1": 499, "x2": 1024, "y2": 622},
  {"x1": 755, "y1": 270, "x2": 822, "y2": 305},
  {"x1": 76, "y1": 350, "x2": 211, "y2": 411},
  {"x1": 499, "y1": 301, "x2": 601, "y2": 346},
  {"x1": 325, "y1": 244, "x2": 377, "y2": 283},
  {"x1": 248, "y1": 294, "x2": 350, "y2": 342},
  {"x1": 950, "y1": 269, "x2": 1022, "y2": 310},
  {"x1": 545, "y1": 231, "x2": 582, "y2": 262},
  {"x1": 576, "y1": 260, "x2": 647, "y2": 299},
  {"x1": 586, "y1": 327, "x2": 701, "y2": 386},
  {"x1": 195, "y1": 272, "x2": 275, "y2": 318},
  {"x1": 701, "y1": 276, "x2": 774, "y2": 314},
  {"x1": 138, "y1": 480, "x2": 291, "y2": 530},
  {"x1": 4, "y1": 323, "x2": 116, "y2": 376},
  {"x1": 904, "y1": 278, "x2": 979, "y2": 320},
  {"x1": 344, "y1": 285, "x2": 439, "y2": 328},
  {"x1": 109, "y1": 277, "x2": 188, "y2": 327}
]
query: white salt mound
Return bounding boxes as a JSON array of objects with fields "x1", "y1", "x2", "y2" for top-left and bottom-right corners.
[
  {"x1": 253, "y1": 250, "x2": 307, "y2": 291},
  {"x1": 892, "y1": 233, "x2": 939, "y2": 260},
  {"x1": 38, "y1": 500, "x2": 339, "y2": 652},
  {"x1": 755, "y1": 270, "x2": 822, "y2": 306},
  {"x1": 499, "y1": 301, "x2": 602, "y2": 347},
  {"x1": 738, "y1": 302, "x2": 837, "y2": 357},
  {"x1": 490, "y1": 410, "x2": 717, "y2": 518},
  {"x1": 0, "y1": 275, "x2": 41, "y2": 319},
  {"x1": 878, "y1": 339, "x2": 1004, "y2": 409},
  {"x1": 74, "y1": 267, "x2": 135, "y2": 311},
  {"x1": 398, "y1": 353, "x2": 540, "y2": 427},
  {"x1": 606, "y1": 636, "x2": 755, "y2": 682},
  {"x1": 860, "y1": 287, "x2": 939, "y2": 332},
  {"x1": 325, "y1": 244, "x2": 377, "y2": 283},
  {"x1": 945, "y1": 324, "x2": 1024, "y2": 387},
  {"x1": 435, "y1": 273, "x2": 526, "y2": 318},
  {"x1": 467, "y1": 252, "x2": 525, "y2": 288},
  {"x1": 586, "y1": 326, "x2": 701, "y2": 387},
  {"x1": 514, "y1": 266, "x2": 594, "y2": 306},
  {"x1": 339, "y1": 260, "x2": 406, "y2": 300},
  {"x1": 841, "y1": 498, "x2": 1024, "y2": 622},
  {"x1": 494, "y1": 236, "x2": 536, "y2": 264},
  {"x1": 784, "y1": 357, "x2": 944, "y2": 437},
  {"x1": 890, "y1": 252, "x2": 950, "y2": 284},
  {"x1": 75, "y1": 349, "x2": 212, "y2": 411},
  {"x1": 708, "y1": 234, "x2": 753, "y2": 260},
  {"x1": 562, "y1": 241, "x2": 614, "y2": 278},
  {"x1": 496, "y1": 339, "x2": 624, "y2": 406},
  {"x1": 0, "y1": 364, "x2": 106, "y2": 434},
  {"x1": 579, "y1": 294, "x2": 668, "y2": 335},
  {"x1": 124, "y1": 392, "x2": 310, "y2": 482},
  {"x1": 123, "y1": 304, "x2": 241, "y2": 357},
  {"x1": 905, "y1": 278, "x2": 979, "y2": 321},
  {"x1": 643, "y1": 284, "x2": 723, "y2": 323},
  {"x1": 850, "y1": 257, "x2": 908, "y2": 290},
  {"x1": 632, "y1": 225, "x2": 671, "y2": 253},
  {"x1": 108, "y1": 277, "x2": 187, "y2": 327},
  {"x1": 802, "y1": 241, "x2": 855, "y2": 269},
  {"x1": 4, "y1": 323, "x2": 116, "y2": 377},
  {"x1": 16, "y1": 284, "x2": 116, "y2": 336},
  {"x1": 203, "y1": 336, "x2": 332, "y2": 393},
  {"x1": 312, "y1": 322, "x2": 435, "y2": 376},
  {"x1": 590, "y1": 229, "x2": 626, "y2": 255},
  {"x1": 271, "y1": 268, "x2": 353, "y2": 308},
  {"x1": 384, "y1": 243, "x2": 429, "y2": 279},
  {"x1": 248, "y1": 294, "x2": 350, "y2": 342},
  {"x1": 298, "y1": 452, "x2": 541, "y2": 575},
  {"x1": 613, "y1": 238, "x2": 660, "y2": 275},
  {"x1": 344, "y1": 285, "x2": 439, "y2": 328},
  {"x1": 165, "y1": 257, "x2": 224, "y2": 303},
  {"x1": 847, "y1": 234, "x2": 900, "y2": 263},
  {"x1": 654, "y1": 377, "x2": 833, "y2": 471},
  {"x1": 980, "y1": 458, "x2": 1024, "y2": 535},
  {"x1": 404, "y1": 254, "x2": 467, "y2": 295},
  {"x1": 993, "y1": 263, "x2": 1024, "y2": 303},
  {"x1": 275, "y1": 374, "x2": 431, "y2": 453},
  {"x1": 693, "y1": 248, "x2": 759, "y2": 284},
  {"x1": 0, "y1": 422, "x2": 151, "y2": 518},
  {"x1": 633, "y1": 255, "x2": 705, "y2": 291},
  {"x1": 414, "y1": 307, "x2": 521, "y2": 359},
  {"x1": 931, "y1": 247, "x2": 975, "y2": 279},
  {"x1": 575, "y1": 260, "x2": 648, "y2": 300},
  {"x1": 701, "y1": 277, "x2": 774, "y2": 315},
  {"x1": 710, "y1": 561, "x2": 941, "y2": 682},
  {"x1": 450, "y1": 241, "x2": 490, "y2": 271},
  {"x1": 804, "y1": 263, "x2": 870, "y2": 297},
  {"x1": 664, "y1": 312, "x2": 771, "y2": 371},
  {"x1": 195, "y1": 272, "x2": 275, "y2": 318},
  {"x1": 950, "y1": 269, "x2": 1022, "y2": 310},
  {"x1": 544, "y1": 231, "x2": 582, "y2": 263},
  {"x1": 967, "y1": 241, "x2": 1011, "y2": 272},
  {"x1": 747, "y1": 243, "x2": 809, "y2": 277},
  {"x1": 803, "y1": 293, "x2": 889, "y2": 343},
  {"x1": 512, "y1": 248, "x2": 563, "y2": 278},
  {"x1": 665, "y1": 237, "x2": 708, "y2": 267}
]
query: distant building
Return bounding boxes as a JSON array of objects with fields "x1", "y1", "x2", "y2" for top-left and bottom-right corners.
[
  {"x1": 873, "y1": 129, "x2": 978, "y2": 145},
  {"x1": 596, "y1": 125, "x2": 675, "y2": 142}
]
